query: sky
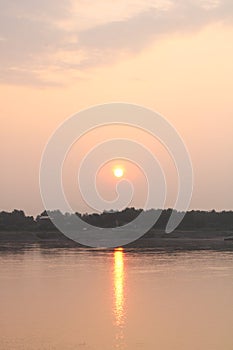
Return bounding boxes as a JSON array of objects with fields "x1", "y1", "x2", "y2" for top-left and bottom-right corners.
[{"x1": 0, "y1": 0, "x2": 233, "y2": 216}]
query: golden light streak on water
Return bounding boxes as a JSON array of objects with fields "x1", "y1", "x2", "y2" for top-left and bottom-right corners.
[{"x1": 113, "y1": 247, "x2": 125, "y2": 328}]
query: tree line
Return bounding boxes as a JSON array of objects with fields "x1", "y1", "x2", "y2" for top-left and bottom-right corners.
[{"x1": 0, "y1": 208, "x2": 232, "y2": 232}]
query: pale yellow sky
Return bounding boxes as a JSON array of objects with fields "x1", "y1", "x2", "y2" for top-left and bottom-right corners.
[{"x1": 0, "y1": 0, "x2": 233, "y2": 215}]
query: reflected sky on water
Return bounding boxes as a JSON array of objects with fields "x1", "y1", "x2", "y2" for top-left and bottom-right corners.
[{"x1": 0, "y1": 246, "x2": 233, "y2": 349}]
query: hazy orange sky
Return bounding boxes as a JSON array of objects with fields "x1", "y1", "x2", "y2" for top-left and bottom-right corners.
[{"x1": 1, "y1": 0, "x2": 233, "y2": 215}]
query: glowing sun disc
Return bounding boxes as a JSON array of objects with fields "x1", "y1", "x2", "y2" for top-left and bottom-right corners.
[{"x1": 113, "y1": 167, "x2": 124, "y2": 178}]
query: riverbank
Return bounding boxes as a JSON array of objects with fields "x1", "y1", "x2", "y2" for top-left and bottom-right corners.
[{"x1": 0, "y1": 229, "x2": 233, "y2": 251}]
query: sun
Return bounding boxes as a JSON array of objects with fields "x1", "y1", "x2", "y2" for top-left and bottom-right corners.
[{"x1": 113, "y1": 167, "x2": 124, "y2": 178}]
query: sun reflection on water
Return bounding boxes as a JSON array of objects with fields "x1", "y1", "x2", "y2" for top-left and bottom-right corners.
[
  {"x1": 114, "y1": 247, "x2": 125, "y2": 327},
  {"x1": 113, "y1": 247, "x2": 126, "y2": 349}
]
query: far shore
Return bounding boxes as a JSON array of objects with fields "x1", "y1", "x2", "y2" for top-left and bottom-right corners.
[{"x1": 0, "y1": 229, "x2": 233, "y2": 251}]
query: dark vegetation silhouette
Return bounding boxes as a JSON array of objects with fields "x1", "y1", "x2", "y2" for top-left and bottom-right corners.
[{"x1": 0, "y1": 208, "x2": 232, "y2": 232}]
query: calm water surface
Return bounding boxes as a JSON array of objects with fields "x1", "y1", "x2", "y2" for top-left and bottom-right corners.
[{"x1": 0, "y1": 246, "x2": 233, "y2": 350}]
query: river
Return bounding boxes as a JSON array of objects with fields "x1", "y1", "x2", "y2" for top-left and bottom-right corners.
[{"x1": 0, "y1": 246, "x2": 233, "y2": 349}]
